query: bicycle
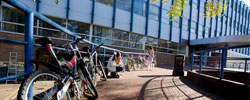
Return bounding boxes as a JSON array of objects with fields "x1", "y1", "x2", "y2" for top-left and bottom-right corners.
[
  {"x1": 17, "y1": 37, "x2": 98, "y2": 100},
  {"x1": 82, "y1": 43, "x2": 107, "y2": 87}
]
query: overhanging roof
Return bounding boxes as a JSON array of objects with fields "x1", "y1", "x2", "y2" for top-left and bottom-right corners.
[{"x1": 190, "y1": 35, "x2": 250, "y2": 49}]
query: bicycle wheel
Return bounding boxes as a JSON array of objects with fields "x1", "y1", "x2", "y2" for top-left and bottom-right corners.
[
  {"x1": 17, "y1": 70, "x2": 71, "y2": 100},
  {"x1": 97, "y1": 60, "x2": 107, "y2": 81},
  {"x1": 78, "y1": 62, "x2": 98, "y2": 99}
]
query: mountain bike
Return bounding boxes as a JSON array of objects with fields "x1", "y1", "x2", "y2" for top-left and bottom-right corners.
[
  {"x1": 82, "y1": 43, "x2": 107, "y2": 87},
  {"x1": 17, "y1": 37, "x2": 98, "y2": 100}
]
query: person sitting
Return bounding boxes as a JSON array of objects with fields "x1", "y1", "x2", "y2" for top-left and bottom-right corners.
[{"x1": 107, "y1": 52, "x2": 124, "y2": 78}]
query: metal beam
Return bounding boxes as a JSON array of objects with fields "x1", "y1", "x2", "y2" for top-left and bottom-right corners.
[
  {"x1": 196, "y1": 0, "x2": 201, "y2": 39},
  {"x1": 91, "y1": 0, "x2": 95, "y2": 24},
  {"x1": 169, "y1": 0, "x2": 174, "y2": 41},
  {"x1": 66, "y1": 0, "x2": 70, "y2": 19},
  {"x1": 145, "y1": 0, "x2": 150, "y2": 36},
  {"x1": 130, "y1": 0, "x2": 135, "y2": 32},
  {"x1": 24, "y1": 12, "x2": 34, "y2": 74},
  {"x1": 188, "y1": 0, "x2": 193, "y2": 41},
  {"x1": 112, "y1": 0, "x2": 117, "y2": 28},
  {"x1": 220, "y1": 0, "x2": 226, "y2": 36},
  {"x1": 220, "y1": 49, "x2": 227, "y2": 80},
  {"x1": 229, "y1": 0, "x2": 235, "y2": 35},
  {"x1": 158, "y1": 0, "x2": 163, "y2": 39}
]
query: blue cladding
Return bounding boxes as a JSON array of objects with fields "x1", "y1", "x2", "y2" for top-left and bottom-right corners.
[
  {"x1": 203, "y1": 0, "x2": 208, "y2": 38},
  {"x1": 237, "y1": 1, "x2": 242, "y2": 35},
  {"x1": 112, "y1": 0, "x2": 117, "y2": 28},
  {"x1": 130, "y1": 0, "x2": 135, "y2": 32},
  {"x1": 233, "y1": 0, "x2": 239, "y2": 35},
  {"x1": 35, "y1": 0, "x2": 40, "y2": 12},
  {"x1": 91, "y1": 0, "x2": 95, "y2": 24},
  {"x1": 196, "y1": 0, "x2": 201, "y2": 39},
  {"x1": 229, "y1": 0, "x2": 235, "y2": 35},
  {"x1": 158, "y1": 0, "x2": 163, "y2": 39},
  {"x1": 145, "y1": 0, "x2": 150, "y2": 36},
  {"x1": 66, "y1": 0, "x2": 70, "y2": 19},
  {"x1": 220, "y1": 0, "x2": 225, "y2": 36},
  {"x1": 169, "y1": 0, "x2": 174, "y2": 41},
  {"x1": 188, "y1": 0, "x2": 193, "y2": 41}
]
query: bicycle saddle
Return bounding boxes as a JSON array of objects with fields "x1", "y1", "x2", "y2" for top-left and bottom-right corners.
[{"x1": 35, "y1": 37, "x2": 52, "y2": 46}]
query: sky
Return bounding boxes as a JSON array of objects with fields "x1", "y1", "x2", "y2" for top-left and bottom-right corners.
[{"x1": 242, "y1": 0, "x2": 250, "y2": 6}]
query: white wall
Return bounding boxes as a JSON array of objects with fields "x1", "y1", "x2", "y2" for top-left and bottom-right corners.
[
  {"x1": 40, "y1": 0, "x2": 67, "y2": 19},
  {"x1": 94, "y1": 2, "x2": 113, "y2": 27},
  {"x1": 69, "y1": 0, "x2": 92, "y2": 23},
  {"x1": 115, "y1": 9, "x2": 130, "y2": 31}
]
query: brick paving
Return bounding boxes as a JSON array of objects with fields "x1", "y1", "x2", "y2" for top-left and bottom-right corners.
[
  {"x1": 96, "y1": 67, "x2": 223, "y2": 100},
  {"x1": 0, "y1": 67, "x2": 224, "y2": 100}
]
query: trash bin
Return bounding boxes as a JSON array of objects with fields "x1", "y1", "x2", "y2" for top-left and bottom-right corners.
[{"x1": 172, "y1": 55, "x2": 185, "y2": 76}]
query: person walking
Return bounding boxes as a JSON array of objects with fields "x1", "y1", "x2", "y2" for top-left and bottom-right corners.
[{"x1": 147, "y1": 47, "x2": 154, "y2": 71}]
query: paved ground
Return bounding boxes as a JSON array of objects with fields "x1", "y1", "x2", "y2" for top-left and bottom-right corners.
[
  {"x1": 0, "y1": 67, "x2": 224, "y2": 100},
  {"x1": 96, "y1": 67, "x2": 223, "y2": 100}
]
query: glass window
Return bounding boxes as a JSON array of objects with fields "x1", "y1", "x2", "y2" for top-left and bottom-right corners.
[
  {"x1": 93, "y1": 26, "x2": 111, "y2": 38},
  {"x1": 39, "y1": 16, "x2": 66, "y2": 28},
  {"x1": 2, "y1": 23, "x2": 24, "y2": 33},
  {"x1": 67, "y1": 20, "x2": 89, "y2": 34},
  {"x1": 130, "y1": 33, "x2": 144, "y2": 43},
  {"x1": 149, "y1": 4, "x2": 160, "y2": 21},
  {"x1": 134, "y1": 0, "x2": 146, "y2": 16},
  {"x1": 117, "y1": 0, "x2": 132, "y2": 12},
  {"x1": 2, "y1": 7, "x2": 25, "y2": 24},
  {"x1": 145, "y1": 37, "x2": 158, "y2": 47},
  {"x1": 96, "y1": 0, "x2": 113, "y2": 6},
  {"x1": 112, "y1": 29, "x2": 129, "y2": 41}
]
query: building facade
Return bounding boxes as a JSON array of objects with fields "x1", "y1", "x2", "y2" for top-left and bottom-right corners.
[{"x1": 0, "y1": 0, "x2": 249, "y2": 62}]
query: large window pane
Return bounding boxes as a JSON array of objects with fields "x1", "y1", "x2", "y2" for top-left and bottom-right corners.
[
  {"x1": 2, "y1": 23, "x2": 24, "y2": 33},
  {"x1": 145, "y1": 37, "x2": 158, "y2": 46},
  {"x1": 2, "y1": 7, "x2": 25, "y2": 24},
  {"x1": 93, "y1": 26, "x2": 111, "y2": 38},
  {"x1": 130, "y1": 33, "x2": 144, "y2": 43},
  {"x1": 112, "y1": 29, "x2": 129, "y2": 41},
  {"x1": 67, "y1": 20, "x2": 89, "y2": 34}
]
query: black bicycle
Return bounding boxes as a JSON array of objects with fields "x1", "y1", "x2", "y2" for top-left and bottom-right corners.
[{"x1": 17, "y1": 37, "x2": 98, "y2": 100}]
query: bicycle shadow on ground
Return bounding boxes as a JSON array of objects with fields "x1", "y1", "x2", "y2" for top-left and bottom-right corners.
[{"x1": 137, "y1": 75, "x2": 223, "y2": 100}]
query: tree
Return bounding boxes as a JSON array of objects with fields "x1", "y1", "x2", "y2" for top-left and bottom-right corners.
[{"x1": 203, "y1": 0, "x2": 229, "y2": 18}]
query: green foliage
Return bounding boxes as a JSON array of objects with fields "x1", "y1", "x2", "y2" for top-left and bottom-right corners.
[
  {"x1": 33, "y1": 0, "x2": 59, "y2": 4},
  {"x1": 203, "y1": 0, "x2": 229, "y2": 18},
  {"x1": 150, "y1": 0, "x2": 168, "y2": 4},
  {"x1": 167, "y1": 0, "x2": 187, "y2": 21}
]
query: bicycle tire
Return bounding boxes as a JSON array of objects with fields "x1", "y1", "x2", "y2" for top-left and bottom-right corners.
[
  {"x1": 98, "y1": 60, "x2": 107, "y2": 81},
  {"x1": 78, "y1": 62, "x2": 98, "y2": 99},
  {"x1": 17, "y1": 69, "x2": 71, "y2": 100}
]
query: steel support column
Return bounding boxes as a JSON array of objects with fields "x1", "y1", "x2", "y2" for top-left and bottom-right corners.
[
  {"x1": 102, "y1": 48, "x2": 106, "y2": 66},
  {"x1": 35, "y1": 0, "x2": 40, "y2": 12},
  {"x1": 240, "y1": 4, "x2": 245, "y2": 35},
  {"x1": 244, "y1": 59, "x2": 248, "y2": 72},
  {"x1": 229, "y1": 0, "x2": 234, "y2": 35},
  {"x1": 130, "y1": 0, "x2": 135, "y2": 32},
  {"x1": 199, "y1": 52, "x2": 202, "y2": 74},
  {"x1": 91, "y1": 0, "x2": 96, "y2": 24},
  {"x1": 24, "y1": 12, "x2": 34, "y2": 74},
  {"x1": 247, "y1": 10, "x2": 250, "y2": 35},
  {"x1": 215, "y1": 12, "x2": 219, "y2": 37},
  {"x1": 112, "y1": 0, "x2": 117, "y2": 28},
  {"x1": 158, "y1": 0, "x2": 163, "y2": 39},
  {"x1": 244, "y1": 7, "x2": 248, "y2": 35},
  {"x1": 145, "y1": 0, "x2": 150, "y2": 36},
  {"x1": 25, "y1": 12, "x2": 34, "y2": 98},
  {"x1": 220, "y1": 49, "x2": 227, "y2": 80}
]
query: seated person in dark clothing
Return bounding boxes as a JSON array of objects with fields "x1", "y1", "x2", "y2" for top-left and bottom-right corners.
[{"x1": 107, "y1": 52, "x2": 124, "y2": 78}]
